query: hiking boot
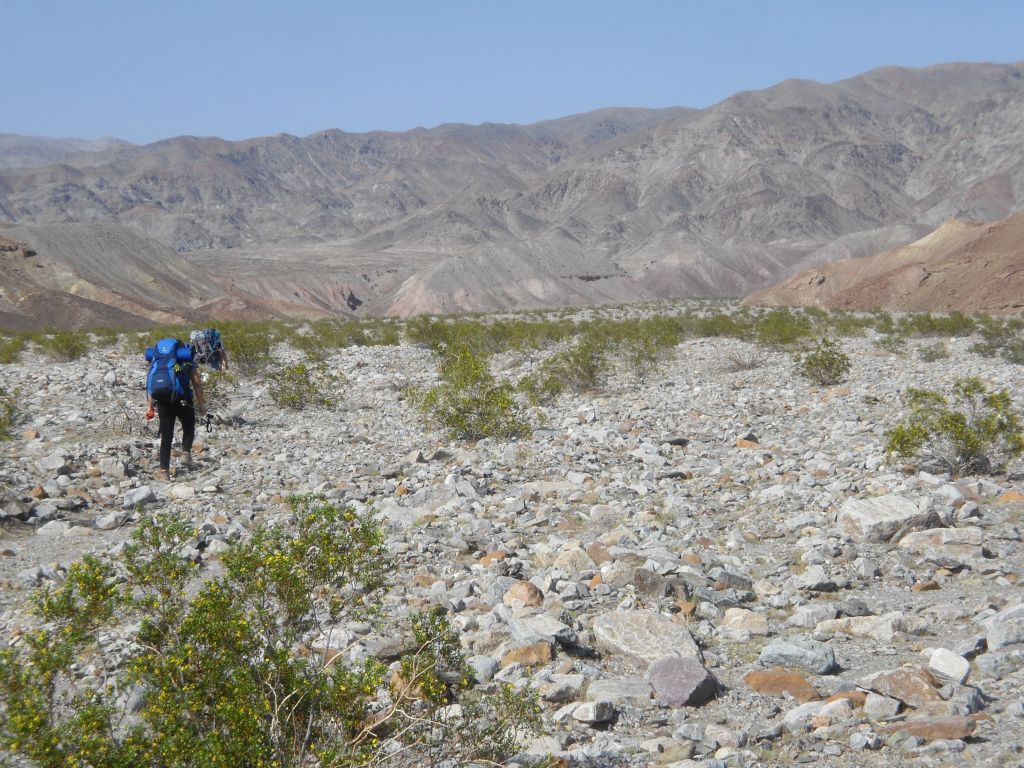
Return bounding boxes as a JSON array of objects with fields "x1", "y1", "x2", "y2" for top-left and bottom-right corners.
[
  {"x1": 154, "y1": 469, "x2": 171, "y2": 482},
  {"x1": 180, "y1": 453, "x2": 193, "y2": 470}
]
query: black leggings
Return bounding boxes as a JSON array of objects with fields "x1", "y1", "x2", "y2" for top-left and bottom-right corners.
[{"x1": 155, "y1": 399, "x2": 196, "y2": 470}]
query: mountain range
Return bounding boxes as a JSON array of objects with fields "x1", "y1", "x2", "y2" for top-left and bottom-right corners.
[{"x1": 1, "y1": 60, "x2": 1022, "y2": 327}]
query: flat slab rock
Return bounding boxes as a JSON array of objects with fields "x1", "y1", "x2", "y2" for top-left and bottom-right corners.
[
  {"x1": 839, "y1": 493, "x2": 934, "y2": 542},
  {"x1": 647, "y1": 656, "x2": 717, "y2": 707},
  {"x1": 593, "y1": 610, "x2": 700, "y2": 667}
]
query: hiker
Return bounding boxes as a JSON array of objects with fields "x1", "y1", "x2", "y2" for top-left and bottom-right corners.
[
  {"x1": 144, "y1": 337, "x2": 206, "y2": 481},
  {"x1": 190, "y1": 328, "x2": 229, "y2": 371}
]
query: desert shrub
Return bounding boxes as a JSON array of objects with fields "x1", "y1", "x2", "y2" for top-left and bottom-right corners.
[
  {"x1": 722, "y1": 346, "x2": 765, "y2": 372},
  {"x1": 753, "y1": 308, "x2": 814, "y2": 346},
  {"x1": 825, "y1": 310, "x2": 873, "y2": 337},
  {"x1": 874, "y1": 332, "x2": 907, "y2": 353},
  {"x1": 971, "y1": 317, "x2": 1024, "y2": 364},
  {"x1": 417, "y1": 345, "x2": 530, "y2": 440},
  {"x1": 886, "y1": 377, "x2": 1024, "y2": 476},
  {"x1": 225, "y1": 323, "x2": 274, "y2": 375},
  {"x1": 917, "y1": 341, "x2": 950, "y2": 362},
  {"x1": 267, "y1": 362, "x2": 340, "y2": 410},
  {"x1": 198, "y1": 369, "x2": 237, "y2": 416},
  {"x1": 0, "y1": 387, "x2": 16, "y2": 440},
  {"x1": 36, "y1": 329, "x2": 90, "y2": 361},
  {"x1": 520, "y1": 334, "x2": 609, "y2": 402},
  {"x1": 0, "y1": 497, "x2": 543, "y2": 768},
  {"x1": 898, "y1": 311, "x2": 976, "y2": 338},
  {"x1": 0, "y1": 334, "x2": 26, "y2": 364},
  {"x1": 90, "y1": 326, "x2": 121, "y2": 348},
  {"x1": 795, "y1": 336, "x2": 851, "y2": 385}
]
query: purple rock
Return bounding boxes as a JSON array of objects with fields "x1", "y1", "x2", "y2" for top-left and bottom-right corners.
[{"x1": 646, "y1": 656, "x2": 717, "y2": 707}]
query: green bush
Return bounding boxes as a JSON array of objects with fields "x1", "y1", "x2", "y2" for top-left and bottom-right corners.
[
  {"x1": 795, "y1": 336, "x2": 851, "y2": 386},
  {"x1": 898, "y1": 311, "x2": 976, "y2": 338},
  {"x1": 36, "y1": 329, "x2": 90, "y2": 361},
  {"x1": 0, "y1": 497, "x2": 543, "y2": 767},
  {"x1": 222, "y1": 323, "x2": 275, "y2": 375},
  {"x1": 874, "y1": 333, "x2": 907, "y2": 353},
  {"x1": 520, "y1": 334, "x2": 609, "y2": 403},
  {"x1": 267, "y1": 362, "x2": 339, "y2": 410},
  {"x1": 417, "y1": 346, "x2": 531, "y2": 440},
  {"x1": 917, "y1": 341, "x2": 950, "y2": 362},
  {"x1": 886, "y1": 377, "x2": 1024, "y2": 476},
  {"x1": 0, "y1": 335, "x2": 26, "y2": 364},
  {"x1": 753, "y1": 308, "x2": 814, "y2": 346},
  {"x1": 0, "y1": 387, "x2": 16, "y2": 440}
]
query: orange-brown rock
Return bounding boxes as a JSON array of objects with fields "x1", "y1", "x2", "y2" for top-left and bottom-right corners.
[
  {"x1": 503, "y1": 580, "x2": 544, "y2": 608},
  {"x1": 21, "y1": 430, "x2": 39, "y2": 440},
  {"x1": 585, "y1": 541, "x2": 612, "y2": 564},
  {"x1": 675, "y1": 601, "x2": 697, "y2": 618},
  {"x1": 868, "y1": 668, "x2": 942, "y2": 708},
  {"x1": 912, "y1": 580, "x2": 941, "y2": 592},
  {"x1": 29, "y1": 486, "x2": 46, "y2": 499},
  {"x1": 500, "y1": 641, "x2": 554, "y2": 668},
  {"x1": 743, "y1": 668, "x2": 820, "y2": 703},
  {"x1": 735, "y1": 438, "x2": 759, "y2": 449},
  {"x1": 876, "y1": 715, "x2": 977, "y2": 741},
  {"x1": 395, "y1": 484, "x2": 409, "y2": 496},
  {"x1": 479, "y1": 549, "x2": 508, "y2": 566},
  {"x1": 828, "y1": 689, "x2": 868, "y2": 707},
  {"x1": 998, "y1": 490, "x2": 1024, "y2": 503}
]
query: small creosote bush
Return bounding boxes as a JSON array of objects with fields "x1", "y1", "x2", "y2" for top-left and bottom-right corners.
[
  {"x1": 417, "y1": 345, "x2": 531, "y2": 441},
  {"x1": 37, "y1": 329, "x2": 90, "y2": 361},
  {"x1": 917, "y1": 341, "x2": 950, "y2": 362},
  {"x1": 267, "y1": 361, "x2": 339, "y2": 410},
  {"x1": 795, "y1": 336, "x2": 851, "y2": 386},
  {"x1": 0, "y1": 496, "x2": 544, "y2": 767},
  {"x1": 0, "y1": 386, "x2": 16, "y2": 440},
  {"x1": 886, "y1": 376, "x2": 1024, "y2": 476}
]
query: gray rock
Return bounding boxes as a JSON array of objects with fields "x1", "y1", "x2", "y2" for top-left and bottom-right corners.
[
  {"x1": 759, "y1": 636, "x2": 837, "y2": 674},
  {"x1": 572, "y1": 700, "x2": 616, "y2": 724},
  {"x1": 928, "y1": 648, "x2": 971, "y2": 685},
  {"x1": 839, "y1": 494, "x2": 933, "y2": 542},
  {"x1": 975, "y1": 651, "x2": 1024, "y2": 680},
  {"x1": 592, "y1": 610, "x2": 700, "y2": 667},
  {"x1": 585, "y1": 677, "x2": 652, "y2": 707},
  {"x1": 863, "y1": 692, "x2": 901, "y2": 720},
  {"x1": 646, "y1": 656, "x2": 717, "y2": 707},
  {"x1": 467, "y1": 655, "x2": 499, "y2": 684},
  {"x1": 539, "y1": 674, "x2": 585, "y2": 703},
  {"x1": 983, "y1": 603, "x2": 1024, "y2": 651},
  {"x1": 95, "y1": 511, "x2": 131, "y2": 530},
  {"x1": 123, "y1": 485, "x2": 157, "y2": 509}
]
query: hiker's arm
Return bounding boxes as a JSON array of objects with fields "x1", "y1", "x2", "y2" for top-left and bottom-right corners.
[
  {"x1": 191, "y1": 369, "x2": 206, "y2": 413},
  {"x1": 221, "y1": 346, "x2": 229, "y2": 371}
]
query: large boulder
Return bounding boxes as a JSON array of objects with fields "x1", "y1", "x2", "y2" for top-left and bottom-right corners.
[
  {"x1": 593, "y1": 611, "x2": 700, "y2": 667},
  {"x1": 838, "y1": 494, "x2": 933, "y2": 542}
]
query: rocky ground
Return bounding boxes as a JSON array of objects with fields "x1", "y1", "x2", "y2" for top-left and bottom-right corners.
[{"x1": 2, "y1": 318, "x2": 1024, "y2": 767}]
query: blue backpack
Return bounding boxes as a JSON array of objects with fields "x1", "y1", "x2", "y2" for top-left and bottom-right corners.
[
  {"x1": 145, "y1": 338, "x2": 193, "y2": 402},
  {"x1": 190, "y1": 328, "x2": 223, "y2": 366}
]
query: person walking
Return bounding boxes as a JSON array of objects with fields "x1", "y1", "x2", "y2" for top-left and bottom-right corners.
[{"x1": 145, "y1": 338, "x2": 206, "y2": 481}]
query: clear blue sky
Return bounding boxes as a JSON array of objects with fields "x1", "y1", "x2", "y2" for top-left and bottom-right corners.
[{"x1": 3, "y1": 0, "x2": 1022, "y2": 144}]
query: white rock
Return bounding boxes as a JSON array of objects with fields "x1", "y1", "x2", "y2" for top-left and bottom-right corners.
[
  {"x1": 838, "y1": 494, "x2": 932, "y2": 542},
  {"x1": 928, "y1": 648, "x2": 971, "y2": 685}
]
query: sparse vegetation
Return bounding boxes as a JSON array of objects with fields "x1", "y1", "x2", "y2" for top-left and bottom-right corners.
[
  {"x1": 416, "y1": 345, "x2": 531, "y2": 440},
  {"x1": 886, "y1": 376, "x2": 1024, "y2": 476},
  {"x1": 36, "y1": 329, "x2": 90, "y2": 361},
  {"x1": 795, "y1": 336, "x2": 851, "y2": 385},
  {"x1": 0, "y1": 386, "x2": 16, "y2": 440},
  {"x1": 0, "y1": 334, "x2": 27, "y2": 364},
  {"x1": 0, "y1": 497, "x2": 543, "y2": 768},
  {"x1": 917, "y1": 341, "x2": 950, "y2": 362},
  {"x1": 267, "y1": 361, "x2": 341, "y2": 410}
]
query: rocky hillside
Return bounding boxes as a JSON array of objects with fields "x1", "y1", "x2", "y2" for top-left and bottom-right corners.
[
  {"x1": 745, "y1": 211, "x2": 1024, "y2": 314},
  {"x1": 2, "y1": 311, "x2": 1024, "y2": 765},
  {"x1": 1, "y1": 62, "x2": 1022, "y2": 319}
]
